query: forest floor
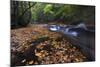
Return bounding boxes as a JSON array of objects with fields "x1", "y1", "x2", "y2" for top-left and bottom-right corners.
[{"x1": 11, "y1": 24, "x2": 87, "y2": 66}]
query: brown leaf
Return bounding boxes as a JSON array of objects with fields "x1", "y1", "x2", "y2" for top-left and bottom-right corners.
[{"x1": 28, "y1": 60, "x2": 34, "y2": 64}]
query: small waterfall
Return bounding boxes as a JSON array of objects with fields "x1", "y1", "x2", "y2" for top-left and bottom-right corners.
[
  {"x1": 49, "y1": 25, "x2": 60, "y2": 31},
  {"x1": 75, "y1": 23, "x2": 87, "y2": 30},
  {"x1": 48, "y1": 23, "x2": 94, "y2": 37}
]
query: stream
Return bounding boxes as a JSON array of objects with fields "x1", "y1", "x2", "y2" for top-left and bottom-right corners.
[{"x1": 48, "y1": 23, "x2": 95, "y2": 61}]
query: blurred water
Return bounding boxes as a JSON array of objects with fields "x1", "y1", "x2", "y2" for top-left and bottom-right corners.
[{"x1": 48, "y1": 23, "x2": 95, "y2": 61}]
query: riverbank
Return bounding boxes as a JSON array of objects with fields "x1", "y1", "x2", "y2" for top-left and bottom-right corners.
[{"x1": 11, "y1": 24, "x2": 87, "y2": 66}]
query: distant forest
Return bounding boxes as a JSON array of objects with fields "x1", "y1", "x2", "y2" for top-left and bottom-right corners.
[{"x1": 11, "y1": 0, "x2": 95, "y2": 28}]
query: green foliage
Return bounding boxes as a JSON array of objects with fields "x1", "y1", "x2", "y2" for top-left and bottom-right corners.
[
  {"x1": 31, "y1": 3, "x2": 95, "y2": 23},
  {"x1": 31, "y1": 3, "x2": 43, "y2": 21},
  {"x1": 11, "y1": 1, "x2": 95, "y2": 27},
  {"x1": 43, "y1": 4, "x2": 54, "y2": 14}
]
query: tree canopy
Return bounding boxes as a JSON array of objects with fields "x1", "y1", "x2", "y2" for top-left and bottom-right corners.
[{"x1": 11, "y1": 1, "x2": 95, "y2": 28}]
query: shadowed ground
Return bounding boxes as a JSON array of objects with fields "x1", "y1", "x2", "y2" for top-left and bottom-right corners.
[{"x1": 11, "y1": 24, "x2": 91, "y2": 66}]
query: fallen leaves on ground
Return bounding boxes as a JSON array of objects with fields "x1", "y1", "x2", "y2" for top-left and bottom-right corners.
[{"x1": 11, "y1": 24, "x2": 86, "y2": 66}]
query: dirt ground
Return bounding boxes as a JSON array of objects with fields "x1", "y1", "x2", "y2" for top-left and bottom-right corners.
[{"x1": 11, "y1": 24, "x2": 87, "y2": 66}]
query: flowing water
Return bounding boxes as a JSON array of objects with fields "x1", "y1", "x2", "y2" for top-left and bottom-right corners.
[{"x1": 48, "y1": 23, "x2": 95, "y2": 61}]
